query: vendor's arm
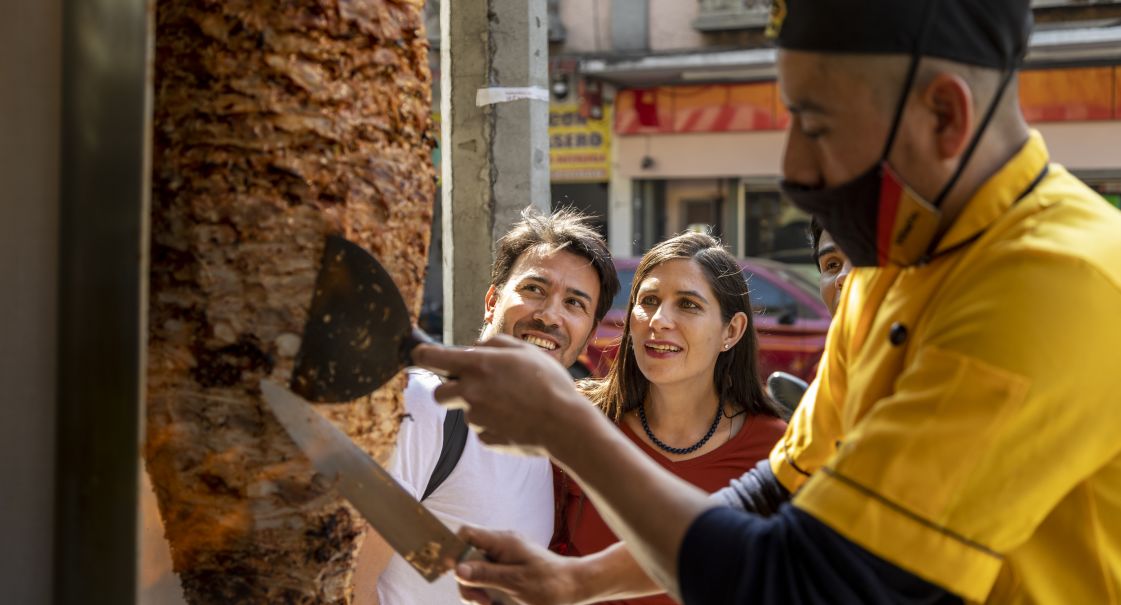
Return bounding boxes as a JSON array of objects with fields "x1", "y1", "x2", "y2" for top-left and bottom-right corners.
[
  {"x1": 455, "y1": 529, "x2": 663, "y2": 605},
  {"x1": 416, "y1": 336, "x2": 713, "y2": 599},
  {"x1": 456, "y1": 499, "x2": 960, "y2": 605},
  {"x1": 711, "y1": 458, "x2": 790, "y2": 514},
  {"x1": 678, "y1": 505, "x2": 960, "y2": 605},
  {"x1": 454, "y1": 457, "x2": 789, "y2": 605},
  {"x1": 454, "y1": 457, "x2": 791, "y2": 605},
  {"x1": 415, "y1": 338, "x2": 949, "y2": 604}
]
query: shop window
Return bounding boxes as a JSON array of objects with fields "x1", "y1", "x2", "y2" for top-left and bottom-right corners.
[
  {"x1": 743, "y1": 187, "x2": 813, "y2": 265},
  {"x1": 682, "y1": 198, "x2": 722, "y2": 237}
]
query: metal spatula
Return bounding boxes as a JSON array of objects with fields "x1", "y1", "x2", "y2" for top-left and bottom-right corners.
[{"x1": 291, "y1": 235, "x2": 437, "y2": 403}]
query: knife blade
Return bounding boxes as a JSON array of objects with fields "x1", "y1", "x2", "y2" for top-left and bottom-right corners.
[
  {"x1": 261, "y1": 379, "x2": 465, "y2": 580},
  {"x1": 260, "y1": 379, "x2": 509, "y2": 604}
]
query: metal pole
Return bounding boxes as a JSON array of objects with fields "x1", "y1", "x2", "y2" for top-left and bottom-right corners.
[{"x1": 54, "y1": 0, "x2": 151, "y2": 601}]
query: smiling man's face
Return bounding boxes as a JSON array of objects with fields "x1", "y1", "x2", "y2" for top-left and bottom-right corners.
[{"x1": 481, "y1": 245, "x2": 602, "y2": 368}]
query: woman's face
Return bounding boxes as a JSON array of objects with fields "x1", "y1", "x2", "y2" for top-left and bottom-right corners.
[
  {"x1": 629, "y1": 258, "x2": 745, "y2": 390},
  {"x1": 816, "y1": 230, "x2": 852, "y2": 316}
]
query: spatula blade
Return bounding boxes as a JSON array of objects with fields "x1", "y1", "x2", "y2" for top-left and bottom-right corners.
[{"x1": 292, "y1": 236, "x2": 413, "y2": 402}]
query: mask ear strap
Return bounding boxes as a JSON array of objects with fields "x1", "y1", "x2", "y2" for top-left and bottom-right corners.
[
  {"x1": 879, "y1": 55, "x2": 922, "y2": 160},
  {"x1": 878, "y1": 0, "x2": 940, "y2": 161},
  {"x1": 931, "y1": 66, "x2": 1017, "y2": 208}
]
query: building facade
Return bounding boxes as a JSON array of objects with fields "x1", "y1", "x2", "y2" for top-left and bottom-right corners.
[
  {"x1": 417, "y1": 0, "x2": 1121, "y2": 334},
  {"x1": 548, "y1": 0, "x2": 1121, "y2": 261}
]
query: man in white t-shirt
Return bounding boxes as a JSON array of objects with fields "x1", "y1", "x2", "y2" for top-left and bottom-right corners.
[{"x1": 353, "y1": 208, "x2": 620, "y2": 605}]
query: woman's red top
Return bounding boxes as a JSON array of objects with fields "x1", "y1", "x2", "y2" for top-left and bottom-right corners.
[{"x1": 551, "y1": 414, "x2": 788, "y2": 605}]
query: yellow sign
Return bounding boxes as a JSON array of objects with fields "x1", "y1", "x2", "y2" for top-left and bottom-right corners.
[
  {"x1": 549, "y1": 103, "x2": 612, "y2": 183},
  {"x1": 766, "y1": 0, "x2": 786, "y2": 38}
]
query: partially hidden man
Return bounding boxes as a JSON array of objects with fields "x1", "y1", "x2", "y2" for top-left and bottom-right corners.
[
  {"x1": 412, "y1": 1, "x2": 1121, "y2": 604},
  {"x1": 354, "y1": 208, "x2": 618, "y2": 605}
]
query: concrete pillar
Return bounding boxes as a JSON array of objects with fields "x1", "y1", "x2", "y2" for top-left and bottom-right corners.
[
  {"x1": 608, "y1": 131, "x2": 634, "y2": 257},
  {"x1": 441, "y1": 0, "x2": 551, "y2": 345}
]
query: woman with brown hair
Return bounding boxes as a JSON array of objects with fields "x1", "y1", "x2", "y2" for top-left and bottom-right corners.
[{"x1": 552, "y1": 231, "x2": 788, "y2": 605}]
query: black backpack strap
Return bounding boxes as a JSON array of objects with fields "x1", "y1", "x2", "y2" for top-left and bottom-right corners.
[{"x1": 421, "y1": 408, "x2": 469, "y2": 501}]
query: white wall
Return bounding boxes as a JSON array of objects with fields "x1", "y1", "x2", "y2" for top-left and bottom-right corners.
[
  {"x1": 1035, "y1": 121, "x2": 1121, "y2": 171},
  {"x1": 558, "y1": 0, "x2": 613, "y2": 53},
  {"x1": 649, "y1": 0, "x2": 704, "y2": 51},
  {"x1": 617, "y1": 130, "x2": 787, "y2": 178},
  {"x1": 616, "y1": 121, "x2": 1121, "y2": 180},
  {"x1": 559, "y1": 0, "x2": 705, "y2": 54}
]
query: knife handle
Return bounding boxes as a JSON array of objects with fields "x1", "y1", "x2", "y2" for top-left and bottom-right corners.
[
  {"x1": 459, "y1": 546, "x2": 516, "y2": 605},
  {"x1": 401, "y1": 325, "x2": 438, "y2": 363}
]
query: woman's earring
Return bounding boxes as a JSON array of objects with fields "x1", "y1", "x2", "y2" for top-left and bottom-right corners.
[{"x1": 723, "y1": 343, "x2": 729, "y2": 351}]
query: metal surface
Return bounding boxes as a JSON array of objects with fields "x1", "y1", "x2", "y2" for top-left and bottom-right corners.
[
  {"x1": 292, "y1": 236, "x2": 431, "y2": 402},
  {"x1": 261, "y1": 380, "x2": 468, "y2": 581},
  {"x1": 54, "y1": 0, "x2": 151, "y2": 602},
  {"x1": 766, "y1": 371, "x2": 810, "y2": 419}
]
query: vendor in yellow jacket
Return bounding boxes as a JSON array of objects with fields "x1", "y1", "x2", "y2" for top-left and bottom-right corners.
[{"x1": 415, "y1": 1, "x2": 1121, "y2": 603}]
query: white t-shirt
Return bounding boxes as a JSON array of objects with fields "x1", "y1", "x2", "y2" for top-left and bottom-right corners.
[{"x1": 376, "y1": 369, "x2": 555, "y2": 605}]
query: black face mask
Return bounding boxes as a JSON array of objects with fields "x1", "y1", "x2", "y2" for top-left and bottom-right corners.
[{"x1": 781, "y1": 55, "x2": 1015, "y2": 268}]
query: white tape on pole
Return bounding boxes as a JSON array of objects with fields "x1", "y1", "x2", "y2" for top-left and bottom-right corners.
[{"x1": 475, "y1": 86, "x2": 550, "y2": 106}]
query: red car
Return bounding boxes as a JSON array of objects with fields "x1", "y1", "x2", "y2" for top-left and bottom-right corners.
[{"x1": 579, "y1": 258, "x2": 830, "y2": 383}]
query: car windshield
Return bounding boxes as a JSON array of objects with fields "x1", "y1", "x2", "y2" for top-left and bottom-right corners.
[
  {"x1": 746, "y1": 263, "x2": 826, "y2": 320},
  {"x1": 779, "y1": 263, "x2": 821, "y2": 291},
  {"x1": 612, "y1": 269, "x2": 635, "y2": 310},
  {"x1": 764, "y1": 263, "x2": 820, "y2": 299},
  {"x1": 610, "y1": 261, "x2": 824, "y2": 320}
]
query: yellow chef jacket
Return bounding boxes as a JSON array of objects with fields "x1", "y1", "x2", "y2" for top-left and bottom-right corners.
[{"x1": 770, "y1": 131, "x2": 1121, "y2": 603}]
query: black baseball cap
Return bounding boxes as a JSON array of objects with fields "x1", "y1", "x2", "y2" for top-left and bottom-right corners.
[{"x1": 767, "y1": 0, "x2": 1033, "y2": 70}]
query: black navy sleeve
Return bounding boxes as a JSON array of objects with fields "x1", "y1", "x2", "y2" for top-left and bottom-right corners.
[
  {"x1": 678, "y1": 505, "x2": 963, "y2": 605},
  {"x1": 709, "y1": 459, "x2": 790, "y2": 516}
]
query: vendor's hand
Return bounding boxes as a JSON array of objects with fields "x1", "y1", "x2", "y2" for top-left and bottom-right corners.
[
  {"x1": 412, "y1": 335, "x2": 591, "y2": 456},
  {"x1": 455, "y1": 526, "x2": 582, "y2": 605}
]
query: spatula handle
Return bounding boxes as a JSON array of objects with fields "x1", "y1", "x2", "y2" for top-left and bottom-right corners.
[
  {"x1": 402, "y1": 325, "x2": 460, "y2": 383},
  {"x1": 459, "y1": 546, "x2": 517, "y2": 605},
  {"x1": 401, "y1": 325, "x2": 438, "y2": 364}
]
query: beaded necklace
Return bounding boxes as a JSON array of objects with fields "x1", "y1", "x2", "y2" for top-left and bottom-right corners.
[{"x1": 637, "y1": 401, "x2": 722, "y2": 455}]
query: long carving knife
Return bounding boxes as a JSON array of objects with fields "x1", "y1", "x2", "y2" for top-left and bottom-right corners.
[{"x1": 260, "y1": 379, "x2": 509, "y2": 602}]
